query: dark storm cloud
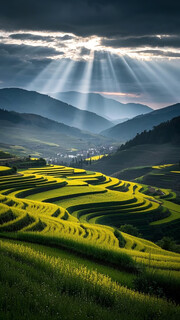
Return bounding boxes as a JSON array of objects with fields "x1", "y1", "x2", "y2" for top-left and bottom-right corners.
[
  {"x1": 0, "y1": 51, "x2": 54, "y2": 88},
  {"x1": 9, "y1": 33, "x2": 55, "y2": 41},
  {"x1": 0, "y1": 1, "x2": 179, "y2": 108},
  {"x1": 0, "y1": 0, "x2": 179, "y2": 39},
  {"x1": 136, "y1": 50, "x2": 180, "y2": 58},
  {"x1": 80, "y1": 47, "x2": 91, "y2": 56},
  {"x1": 58, "y1": 35, "x2": 75, "y2": 41},
  {"x1": 9, "y1": 33, "x2": 74, "y2": 42},
  {"x1": 0, "y1": 43, "x2": 64, "y2": 59},
  {"x1": 102, "y1": 35, "x2": 180, "y2": 49},
  {"x1": 0, "y1": 42, "x2": 63, "y2": 87}
]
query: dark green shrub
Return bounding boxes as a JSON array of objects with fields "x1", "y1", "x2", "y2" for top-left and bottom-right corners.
[{"x1": 119, "y1": 224, "x2": 142, "y2": 237}]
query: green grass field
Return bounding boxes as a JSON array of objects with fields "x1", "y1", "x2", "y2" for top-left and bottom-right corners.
[{"x1": 0, "y1": 164, "x2": 180, "y2": 319}]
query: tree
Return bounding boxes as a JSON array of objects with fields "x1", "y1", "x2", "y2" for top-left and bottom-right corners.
[
  {"x1": 119, "y1": 224, "x2": 142, "y2": 237},
  {"x1": 12, "y1": 166, "x2": 17, "y2": 173},
  {"x1": 156, "y1": 237, "x2": 177, "y2": 251}
]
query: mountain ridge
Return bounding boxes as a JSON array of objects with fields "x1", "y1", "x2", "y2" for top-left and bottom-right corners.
[
  {"x1": 86, "y1": 115, "x2": 180, "y2": 175},
  {"x1": 49, "y1": 91, "x2": 153, "y2": 120},
  {"x1": 0, "y1": 108, "x2": 114, "y2": 157},
  {"x1": 0, "y1": 88, "x2": 113, "y2": 133},
  {"x1": 119, "y1": 116, "x2": 180, "y2": 150},
  {"x1": 101, "y1": 103, "x2": 180, "y2": 141}
]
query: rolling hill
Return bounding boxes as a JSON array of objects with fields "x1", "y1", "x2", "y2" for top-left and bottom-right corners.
[
  {"x1": 86, "y1": 116, "x2": 180, "y2": 175},
  {"x1": 0, "y1": 109, "x2": 113, "y2": 157},
  {"x1": 49, "y1": 91, "x2": 152, "y2": 120},
  {"x1": 86, "y1": 143, "x2": 180, "y2": 176},
  {"x1": 119, "y1": 116, "x2": 180, "y2": 150},
  {"x1": 101, "y1": 103, "x2": 180, "y2": 141},
  {"x1": 0, "y1": 88, "x2": 113, "y2": 133}
]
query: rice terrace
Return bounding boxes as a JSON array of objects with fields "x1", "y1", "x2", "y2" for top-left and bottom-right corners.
[
  {"x1": 0, "y1": 161, "x2": 180, "y2": 320},
  {"x1": 0, "y1": 1, "x2": 180, "y2": 319}
]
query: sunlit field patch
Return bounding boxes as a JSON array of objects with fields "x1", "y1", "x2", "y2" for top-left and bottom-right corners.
[{"x1": 86, "y1": 154, "x2": 108, "y2": 161}]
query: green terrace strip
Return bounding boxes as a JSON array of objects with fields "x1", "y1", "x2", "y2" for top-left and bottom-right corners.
[
  {"x1": 0, "y1": 163, "x2": 180, "y2": 318},
  {"x1": 0, "y1": 165, "x2": 16, "y2": 176}
]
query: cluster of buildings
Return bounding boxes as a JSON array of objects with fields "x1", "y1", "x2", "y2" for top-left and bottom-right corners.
[{"x1": 47, "y1": 145, "x2": 116, "y2": 166}]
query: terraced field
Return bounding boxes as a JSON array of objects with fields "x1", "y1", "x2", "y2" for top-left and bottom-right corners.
[
  {"x1": 0, "y1": 164, "x2": 180, "y2": 320},
  {"x1": 86, "y1": 154, "x2": 108, "y2": 161},
  {"x1": 0, "y1": 165, "x2": 15, "y2": 176}
]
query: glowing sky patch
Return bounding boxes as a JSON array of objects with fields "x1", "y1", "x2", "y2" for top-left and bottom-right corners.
[
  {"x1": 1, "y1": 30, "x2": 180, "y2": 61},
  {"x1": 97, "y1": 92, "x2": 140, "y2": 98}
]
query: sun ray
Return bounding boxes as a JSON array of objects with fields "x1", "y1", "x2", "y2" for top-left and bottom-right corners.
[
  {"x1": 27, "y1": 59, "x2": 61, "y2": 92},
  {"x1": 70, "y1": 51, "x2": 95, "y2": 129},
  {"x1": 140, "y1": 60, "x2": 178, "y2": 103},
  {"x1": 74, "y1": 50, "x2": 94, "y2": 109},
  {"x1": 148, "y1": 61, "x2": 180, "y2": 102},
  {"x1": 107, "y1": 52, "x2": 122, "y2": 93},
  {"x1": 43, "y1": 59, "x2": 75, "y2": 93}
]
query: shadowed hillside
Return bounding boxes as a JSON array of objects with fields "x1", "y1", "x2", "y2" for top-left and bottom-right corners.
[
  {"x1": 86, "y1": 144, "x2": 180, "y2": 175},
  {"x1": 119, "y1": 116, "x2": 180, "y2": 150},
  {"x1": 0, "y1": 109, "x2": 114, "y2": 157},
  {"x1": 101, "y1": 103, "x2": 180, "y2": 141},
  {"x1": 86, "y1": 117, "x2": 180, "y2": 175},
  {"x1": 0, "y1": 88, "x2": 113, "y2": 133}
]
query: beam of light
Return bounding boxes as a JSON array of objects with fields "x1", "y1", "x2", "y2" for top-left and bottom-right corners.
[
  {"x1": 139, "y1": 60, "x2": 179, "y2": 104},
  {"x1": 106, "y1": 53, "x2": 150, "y2": 106},
  {"x1": 27, "y1": 50, "x2": 81, "y2": 94},
  {"x1": 96, "y1": 52, "x2": 131, "y2": 120},
  {"x1": 120, "y1": 56, "x2": 163, "y2": 107},
  {"x1": 28, "y1": 58, "x2": 75, "y2": 94},
  {"x1": 107, "y1": 52, "x2": 122, "y2": 94},
  {"x1": 99, "y1": 52, "x2": 112, "y2": 92},
  {"x1": 101, "y1": 53, "x2": 147, "y2": 107},
  {"x1": 99, "y1": 52, "x2": 123, "y2": 93},
  {"x1": 75, "y1": 50, "x2": 94, "y2": 108},
  {"x1": 97, "y1": 51, "x2": 137, "y2": 119},
  {"x1": 2, "y1": 45, "x2": 60, "y2": 90},
  {"x1": 122, "y1": 56, "x2": 180, "y2": 108},
  {"x1": 148, "y1": 61, "x2": 180, "y2": 102},
  {"x1": 42, "y1": 59, "x2": 75, "y2": 93},
  {"x1": 71, "y1": 50, "x2": 94, "y2": 129},
  {"x1": 27, "y1": 59, "x2": 61, "y2": 92},
  {"x1": 98, "y1": 52, "x2": 116, "y2": 119},
  {"x1": 121, "y1": 56, "x2": 147, "y2": 96}
]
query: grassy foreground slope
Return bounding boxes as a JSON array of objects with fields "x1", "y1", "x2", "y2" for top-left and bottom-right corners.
[{"x1": 0, "y1": 165, "x2": 180, "y2": 319}]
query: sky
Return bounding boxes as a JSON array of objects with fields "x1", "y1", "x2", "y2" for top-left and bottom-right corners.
[{"x1": 0, "y1": 0, "x2": 180, "y2": 109}]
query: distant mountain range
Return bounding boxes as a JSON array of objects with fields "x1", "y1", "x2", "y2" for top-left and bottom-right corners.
[
  {"x1": 101, "y1": 103, "x2": 180, "y2": 141},
  {"x1": 0, "y1": 88, "x2": 113, "y2": 133},
  {"x1": 49, "y1": 91, "x2": 152, "y2": 120},
  {"x1": 0, "y1": 109, "x2": 113, "y2": 157}
]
